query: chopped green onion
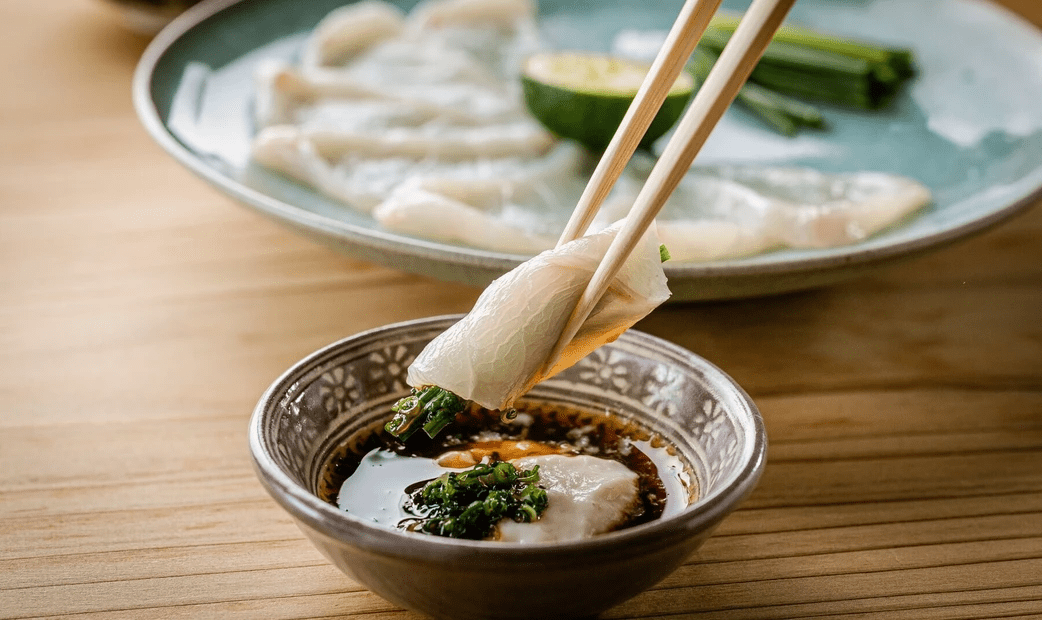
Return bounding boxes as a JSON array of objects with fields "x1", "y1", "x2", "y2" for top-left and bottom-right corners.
[
  {"x1": 407, "y1": 461, "x2": 549, "y2": 539},
  {"x1": 385, "y1": 386, "x2": 469, "y2": 440}
]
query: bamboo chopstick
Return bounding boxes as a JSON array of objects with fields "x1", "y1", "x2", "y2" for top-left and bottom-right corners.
[
  {"x1": 555, "y1": 0, "x2": 723, "y2": 247},
  {"x1": 546, "y1": 0, "x2": 798, "y2": 370}
]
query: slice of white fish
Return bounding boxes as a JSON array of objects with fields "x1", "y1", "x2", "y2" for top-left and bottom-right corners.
[
  {"x1": 253, "y1": 63, "x2": 522, "y2": 128},
  {"x1": 371, "y1": 142, "x2": 585, "y2": 249},
  {"x1": 302, "y1": 123, "x2": 553, "y2": 161},
  {"x1": 373, "y1": 185, "x2": 555, "y2": 253},
  {"x1": 654, "y1": 167, "x2": 932, "y2": 261},
  {"x1": 590, "y1": 164, "x2": 932, "y2": 262},
  {"x1": 252, "y1": 125, "x2": 387, "y2": 212},
  {"x1": 407, "y1": 221, "x2": 670, "y2": 410},
  {"x1": 301, "y1": 0, "x2": 406, "y2": 69},
  {"x1": 254, "y1": 126, "x2": 583, "y2": 226},
  {"x1": 407, "y1": 0, "x2": 536, "y2": 31},
  {"x1": 495, "y1": 454, "x2": 639, "y2": 543}
]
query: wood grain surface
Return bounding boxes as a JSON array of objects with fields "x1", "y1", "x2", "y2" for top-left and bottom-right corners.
[{"x1": 2, "y1": 1, "x2": 1040, "y2": 618}]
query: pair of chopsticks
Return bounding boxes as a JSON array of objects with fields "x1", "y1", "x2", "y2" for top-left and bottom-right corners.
[{"x1": 545, "y1": 0, "x2": 797, "y2": 369}]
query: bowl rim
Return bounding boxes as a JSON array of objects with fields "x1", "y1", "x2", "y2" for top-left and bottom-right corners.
[{"x1": 248, "y1": 315, "x2": 767, "y2": 562}]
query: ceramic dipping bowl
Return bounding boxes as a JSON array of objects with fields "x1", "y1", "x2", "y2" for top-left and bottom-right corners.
[{"x1": 249, "y1": 315, "x2": 766, "y2": 620}]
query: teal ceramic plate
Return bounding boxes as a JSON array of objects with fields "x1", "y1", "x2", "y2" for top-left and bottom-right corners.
[{"x1": 134, "y1": 0, "x2": 1042, "y2": 300}]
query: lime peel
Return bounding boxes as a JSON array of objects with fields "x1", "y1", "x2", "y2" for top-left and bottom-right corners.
[{"x1": 521, "y1": 51, "x2": 693, "y2": 151}]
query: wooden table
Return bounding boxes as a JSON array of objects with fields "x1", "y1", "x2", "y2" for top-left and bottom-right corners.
[{"x1": 3, "y1": 1, "x2": 1041, "y2": 618}]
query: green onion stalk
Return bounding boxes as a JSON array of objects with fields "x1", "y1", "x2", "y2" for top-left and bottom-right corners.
[
  {"x1": 385, "y1": 385, "x2": 469, "y2": 441},
  {"x1": 688, "y1": 17, "x2": 916, "y2": 134},
  {"x1": 408, "y1": 461, "x2": 550, "y2": 539}
]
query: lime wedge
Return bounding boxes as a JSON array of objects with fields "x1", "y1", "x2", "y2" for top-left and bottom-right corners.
[{"x1": 521, "y1": 52, "x2": 694, "y2": 151}]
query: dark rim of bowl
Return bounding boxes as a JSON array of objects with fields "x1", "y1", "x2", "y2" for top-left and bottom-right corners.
[{"x1": 248, "y1": 315, "x2": 767, "y2": 565}]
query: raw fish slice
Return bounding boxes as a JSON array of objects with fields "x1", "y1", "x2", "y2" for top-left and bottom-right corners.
[
  {"x1": 407, "y1": 221, "x2": 670, "y2": 410},
  {"x1": 345, "y1": 32, "x2": 512, "y2": 90},
  {"x1": 407, "y1": 0, "x2": 536, "y2": 31},
  {"x1": 370, "y1": 144, "x2": 585, "y2": 248},
  {"x1": 403, "y1": 0, "x2": 542, "y2": 84},
  {"x1": 252, "y1": 62, "x2": 301, "y2": 128},
  {"x1": 301, "y1": 0, "x2": 405, "y2": 69},
  {"x1": 254, "y1": 64, "x2": 520, "y2": 128},
  {"x1": 253, "y1": 129, "x2": 582, "y2": 215},
  {"x1": 302, "y1": 123, "x2": 553, "y2": 161},
  {"x1": 250, "y1": 126, "x2": 362, "y2": 209},
  {"x1": 656, "y1": 219, "x2": 777, "y2": 262},
  {"x1": 614, "y1": 163, "x2": 932, "y2": 262},
  {"x1": 373, "y1": 186, "x2": 555, "y2": 254},
  {"x1": 704, "y1": 166, "x2": 933, "y2": 245},
  {"x1": 254, "y1": 119, "x2": 553, "y2": 165},
  {"x1": 252, "y1": 126, "x2": 403, "y2": 212},
  {"x1": 256, "y1": 76, "x2": 448, "y2": 135},
  {"x1": 406, "y1": 141, "x2": 583, "y2": 204},
  {"x1": 254, "y1": 62, "x2": 423, "y2": 128},
  {"x1": 295, "y1": 101, "x2": 442, "y2": 136},
  {"x1": 329, "y1": 31, "x2": 531, "y2": 120},
  {"x1": 251, "y1": 126, "x2": 571, "y2": 208},
  {"x1": 758, "y1": 169, "x2": 932, "y2": 247}
]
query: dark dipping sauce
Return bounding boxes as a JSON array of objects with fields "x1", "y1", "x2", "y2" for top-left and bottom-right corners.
[{"x1": 319, "y1": 402, "x2": 696, "y2": 534}]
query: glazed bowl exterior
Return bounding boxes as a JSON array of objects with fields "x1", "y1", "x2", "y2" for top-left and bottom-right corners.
[{"x1": 249, "y1": 315, "x2": 767, "y2": 620}]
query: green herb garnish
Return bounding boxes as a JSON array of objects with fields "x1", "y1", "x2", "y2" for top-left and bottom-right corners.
[
  {"x1": 385, "y1": 386, "x2": 469, "y2": 441},
  {"x1": 405, "y1": 461, "x2": 549, "y2": 539},
  {"x1": 688, "y1": 17, "x2": 916, "y2": 134}
]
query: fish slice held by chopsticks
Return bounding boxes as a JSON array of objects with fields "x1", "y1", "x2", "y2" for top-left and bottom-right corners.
[
  {"x1": 384, "y1": 219, "x2": 669, "y2": 440},
  {"x1": 387, "y1": 0, "x2": 797, "y2": 440}
]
